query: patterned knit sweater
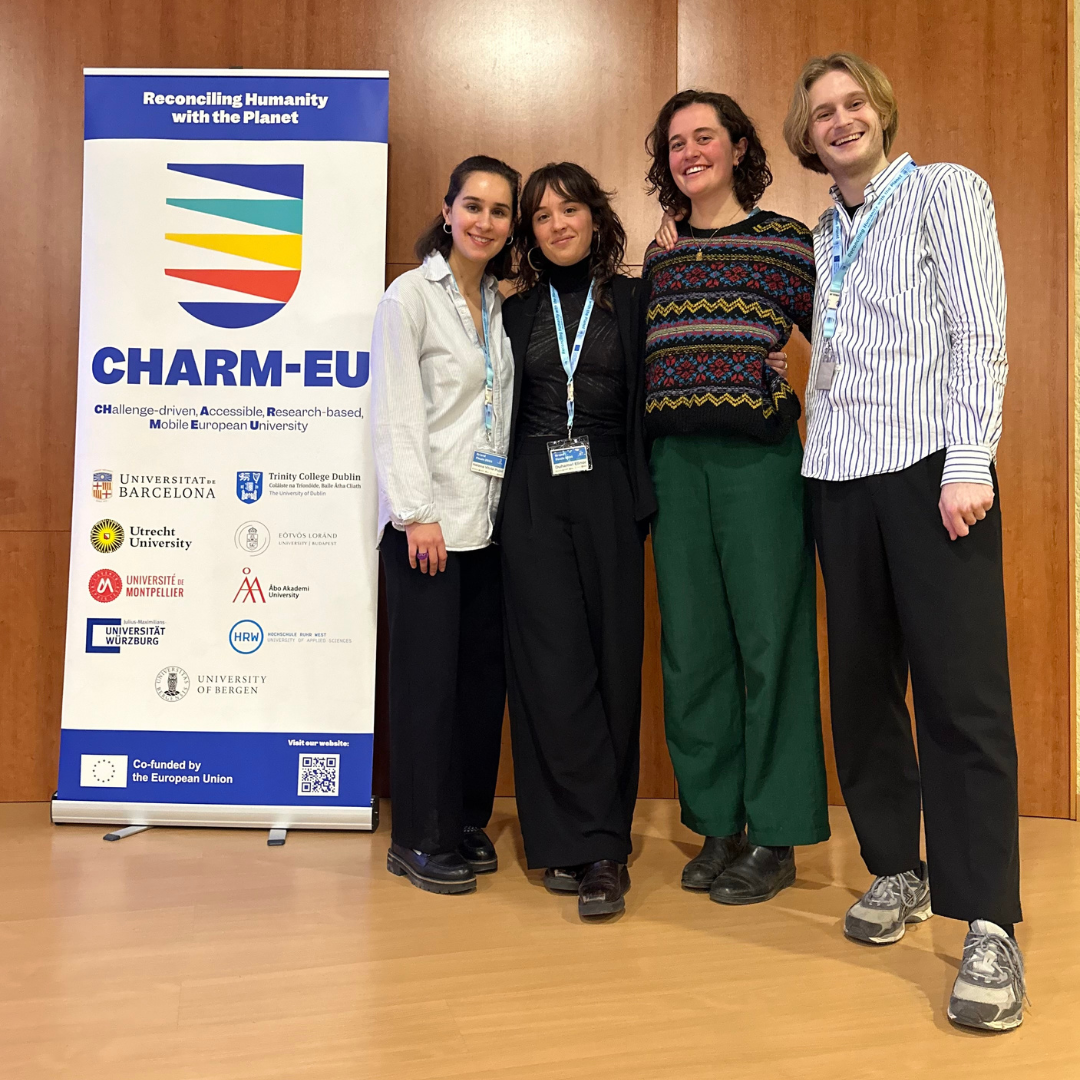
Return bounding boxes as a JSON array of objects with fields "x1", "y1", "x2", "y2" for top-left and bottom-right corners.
[{"x1": 643, "y1": 210, "x2": 815, "y2": 443}]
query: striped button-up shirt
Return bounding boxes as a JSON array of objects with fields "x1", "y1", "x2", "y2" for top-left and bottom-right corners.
[
  {"x1": 370, "y1": 253, "x2": 513, "y2": 550},
  {"x1": 802, "y1": 153, "x2": 1008, "y2": 486}
]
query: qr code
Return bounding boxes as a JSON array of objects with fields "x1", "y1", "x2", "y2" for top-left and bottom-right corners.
[{"x1": 298, "y1": 753, "x2": 340, "y2": 796}]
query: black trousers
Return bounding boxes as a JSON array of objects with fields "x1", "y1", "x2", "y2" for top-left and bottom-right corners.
[
  {"x1": 380, "y1": 526, "x2": 505, "y2": 855},
  {"x1": 501, "y1": 437, "x2": 644, "y2": 869},
  {"x1": 808, "y1": 450, "x2": 1021, "y2": 925}
]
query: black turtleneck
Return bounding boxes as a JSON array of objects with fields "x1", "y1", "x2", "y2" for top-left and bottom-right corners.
[{"x1": 518, "y1": 256, "x2": 626, "y2": 439}]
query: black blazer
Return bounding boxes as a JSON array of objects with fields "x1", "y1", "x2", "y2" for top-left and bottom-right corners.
[{"x1": 494, "y1": 273, "x2": 657, "y2": 538}]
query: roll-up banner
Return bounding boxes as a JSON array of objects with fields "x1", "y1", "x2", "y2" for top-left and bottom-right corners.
[{"x1": 53, "y1": 69, "x2": 388, "y2": 830}]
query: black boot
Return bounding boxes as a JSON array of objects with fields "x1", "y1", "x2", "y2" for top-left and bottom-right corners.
[
  {"x1": 578, "y1": 860, "x2": 630, "y2": 917},
  {"x1": 387, "y1": 842, "x2": 477, "y2": 894},
  {"x1": 709, "y1": 845, "x2": 795, "y2": 905},
  {"x1": 681, "y1": 832, "x2": 748, "y2": 890},
  {"x1": 457, "y1": 825, "x2": 498, "y2": 873}
]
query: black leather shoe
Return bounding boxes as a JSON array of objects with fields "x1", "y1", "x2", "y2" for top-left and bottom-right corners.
[
  {"x1": 386, "y1": 842, "x2": 477, "y2": 894},
  {"x1": 682, "y1": 832, "x2": 748, "y2": 890},
  {"x1": 578, "y1": 860, "x2": 630, "y2": 917},
  {"x1": 544, "y1": 865, "x2": 587, "y2": 893},
  {"x1": 457, "y1": 825, "x2": 498, "y2": 873},
  {"x1": 709, "y1": 845, "x2": 795, "y2": 905}
]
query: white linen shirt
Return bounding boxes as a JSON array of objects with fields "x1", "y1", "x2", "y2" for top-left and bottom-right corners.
[
  {"x1": 370, "y1": 253, "x2": 513, "y2": 550},
  {"x1": 802, "y1": 153, "x2": 1008, "y2": 487}
]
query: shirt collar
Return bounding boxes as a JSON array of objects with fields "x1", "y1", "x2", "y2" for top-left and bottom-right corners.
[
  {"x1": 829, "y1": 152, "x2": 915, "y2": 208},
  {"x1": 421, "y1": 251, "x2": 498, "y2": 295}
]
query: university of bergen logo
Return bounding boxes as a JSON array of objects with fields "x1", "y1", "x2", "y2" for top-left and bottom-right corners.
[
  {"x1": 155, "y1": 666, "x2": 190, "y2": 702},
  {"x1": 88, "y1": 568, "x2": 122, "y2": 603},
  {"x1": 164, "y1": 163, "x2": 304, "y2": 329}
]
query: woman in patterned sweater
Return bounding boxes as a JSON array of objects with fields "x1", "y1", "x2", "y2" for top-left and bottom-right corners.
[{"x1": 643, "y1": 90, "x2": 830, "y2": 905}]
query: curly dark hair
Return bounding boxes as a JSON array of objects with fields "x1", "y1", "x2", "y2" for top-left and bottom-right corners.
[
  {"x1": 645, "y1": 90, "x2": 772, "y2": 216},
  {"x1": 513, "y1": 162, "x2": 626, "y2": 303},
  {"x1": 414, "y1": 155, "x2": 521, "y2": 280}
]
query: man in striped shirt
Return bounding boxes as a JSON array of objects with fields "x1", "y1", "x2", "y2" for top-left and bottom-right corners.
[{"x1": 784, "y1": 53, "x2": 1025, "y2": 1032}]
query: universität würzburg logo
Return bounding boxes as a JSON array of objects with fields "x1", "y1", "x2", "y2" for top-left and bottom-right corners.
[{"x1": 165, "y1": 163, "x2": 303, "y2": 329}]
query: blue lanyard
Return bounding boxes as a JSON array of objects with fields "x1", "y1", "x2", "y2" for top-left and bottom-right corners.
[
  {"x1": 549, "y1": 281, "x2": 595, "y2": 437},
  {"x1": 822, "y1": 161, "x2": 916, "y2": 341},
  {"x1": 479, "y1": 290, "x2": 495, "y2": 436}
]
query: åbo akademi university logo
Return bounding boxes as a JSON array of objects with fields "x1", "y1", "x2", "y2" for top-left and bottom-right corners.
[{"x1": 164, "y1": 163, "x2": 303, "y2": 329}]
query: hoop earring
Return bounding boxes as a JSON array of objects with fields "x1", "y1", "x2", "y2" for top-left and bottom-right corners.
[
  {"x1": 526, "y1": 247, "x2": 543, "y2": 272},
  {"x1": 506, "y1": 234, "x2": 514, "y2": 246},
  {"x1": 442, "y1": 221, "x2": 452, "y2": 234}
]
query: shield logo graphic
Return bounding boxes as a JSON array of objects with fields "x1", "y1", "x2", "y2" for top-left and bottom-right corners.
[
  {"x1": 237, "y1": 471, "x2": 263, "y2": 503},
  {"x1": 92, "y1": 470, "x2": 113, "y2": 500},
  {"x1": 164, "y1": 163, "x2": 303, "y2": 329}
]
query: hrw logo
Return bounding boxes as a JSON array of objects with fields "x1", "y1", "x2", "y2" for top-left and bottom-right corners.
[
  {"x1": 164, "y1": 163, "x2": 303, "y2": 329},
  {"x1": 229, "y1": 619, "x2": 264, "y2": 654}
]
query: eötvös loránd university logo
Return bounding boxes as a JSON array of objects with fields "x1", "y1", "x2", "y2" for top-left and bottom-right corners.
[
  {"x1": 91, "y1": 519, "x2": 124, "y2": 553},
  {"x1": 164, "y1": 163, "x2": 303, "y2": 329},
  {"x1": 235, "y1": 521, "x2": 271, "y2": 555},
  {"x1": 155, "y1": 666, "x2": 190, "y2": 702}
]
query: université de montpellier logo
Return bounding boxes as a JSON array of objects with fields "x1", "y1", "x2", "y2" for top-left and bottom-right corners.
[{"x1": 164, "y1": 162, "x2": 303, "y2": 329}]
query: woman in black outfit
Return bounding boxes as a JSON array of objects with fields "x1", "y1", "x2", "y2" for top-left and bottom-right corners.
[{"x1": 497, "y1": 162, "x2": 656, "y2": 917}]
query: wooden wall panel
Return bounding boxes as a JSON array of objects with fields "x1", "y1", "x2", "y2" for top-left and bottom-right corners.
[
  {"x1": 0, "y1": 0, "x2": 678, "y2": 801},
  {"x1": 0, "y1": 0, "x2": 1068, "y2": 815},
  {"x1": 678, "y1": 0, "x2": 1072, "y2": 817}
]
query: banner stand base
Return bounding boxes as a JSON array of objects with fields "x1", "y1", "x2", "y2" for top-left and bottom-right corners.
[
  {"x1": 51, "y1": 796, "x2": 377, "y2": 831},
  {"x1": 268, "y1": 828, "x2": 287, "y2": 846},
  {"x1": 104, "y1": 825, "x2": 152, "y2": 842}
]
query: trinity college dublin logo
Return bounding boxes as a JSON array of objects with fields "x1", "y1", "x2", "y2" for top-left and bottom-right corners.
[{"x1": 164, "y1": 163, "x2": 304, "y2": 329}]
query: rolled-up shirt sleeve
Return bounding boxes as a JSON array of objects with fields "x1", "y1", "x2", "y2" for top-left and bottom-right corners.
[
  {"x1": 370, "y1": 296, "x2": 438, "y2": 525},
  {"x1": 925, "y1": 170, "x2": 1008, "y2": 487}
]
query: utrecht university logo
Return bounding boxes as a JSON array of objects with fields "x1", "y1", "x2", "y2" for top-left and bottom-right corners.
[
  {"x1": 164, "y1": 163, "x2": 303, "y2": 329},
  {"x1": 92, "y1": 470, "x2": 113, "y2": 500},
  {"x1": 91, "y1": 519, "x2": 125, "y2": 554}
]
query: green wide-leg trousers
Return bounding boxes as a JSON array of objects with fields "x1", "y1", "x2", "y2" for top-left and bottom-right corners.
[{"x1": 650, "y1": 429, "x2": 830, "y2": 846}]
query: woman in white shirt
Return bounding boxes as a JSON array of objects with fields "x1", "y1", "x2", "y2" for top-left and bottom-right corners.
[{"x1": 371, "y1": 155, "x2": 519, "y2": 895}]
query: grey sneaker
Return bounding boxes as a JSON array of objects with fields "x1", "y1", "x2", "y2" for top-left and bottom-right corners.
[
  {"x1": 845, "y1": 862, "x2": 932, "y2": 944},
  {"x1": 947, "y1": 921, "x2": 1026, "y2": 1032}
]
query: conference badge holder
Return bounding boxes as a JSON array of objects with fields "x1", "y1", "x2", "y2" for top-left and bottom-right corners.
[
  {"x1": 547, "y1": 436, "x2": 592, "y2": 476},
  {"x1": 471, "y1": 446, "x2": 507, "y2": 478}
]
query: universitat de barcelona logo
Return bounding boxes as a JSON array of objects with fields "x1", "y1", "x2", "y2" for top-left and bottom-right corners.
[
  {"x1": 92, "y1": 470, "x2": 113, "y2": 500},
  {"x1": 164, "y1": 163, "x2": 304, "y2": 329}
]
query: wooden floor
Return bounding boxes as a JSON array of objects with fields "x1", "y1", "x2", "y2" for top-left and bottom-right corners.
[{"x1": 2, "y1": 800, "x2": 1078, "y2": 1079}]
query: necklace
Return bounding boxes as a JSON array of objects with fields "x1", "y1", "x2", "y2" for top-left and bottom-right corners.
[{"x1": 688, "y1": 208, "x2": 748, "y2": 260}]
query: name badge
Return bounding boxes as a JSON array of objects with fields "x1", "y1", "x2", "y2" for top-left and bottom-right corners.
[
  {"x1": 814, "y1": 361, "x2": 836, "y2": 391},
  {"x1": 470, "y1": 448, "x2": 507, "y2": 478},
  {"x1": 547, "y1": 437, "x2": 592, "y2": 476}
]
